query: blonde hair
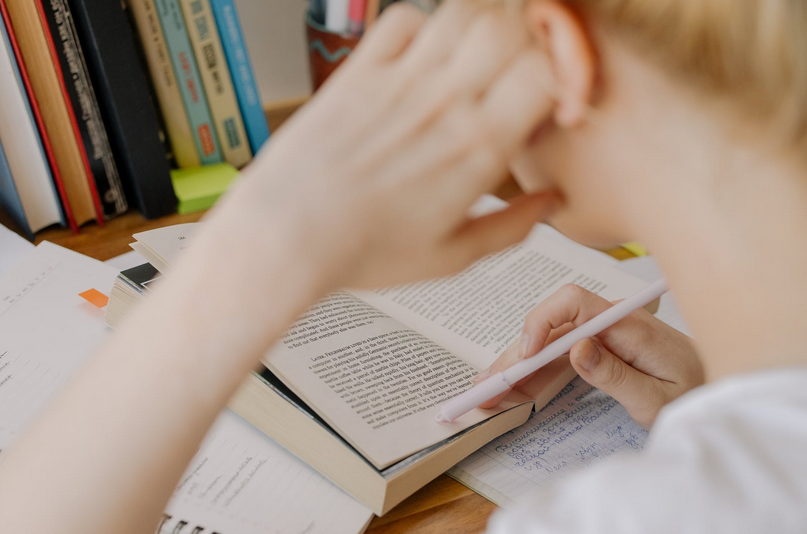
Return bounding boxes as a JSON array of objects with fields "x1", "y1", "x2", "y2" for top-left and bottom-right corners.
[{"x1": 564, "y1": 0, "x2": 807, "y2": 152}]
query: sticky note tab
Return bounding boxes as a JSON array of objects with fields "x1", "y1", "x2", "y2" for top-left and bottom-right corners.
[
  {"x1": 171, "y1": 163, "x2": 240, "y2": 214},
  {"x1": 79, "y1": 288, "x2": 109, "y2": 308}
]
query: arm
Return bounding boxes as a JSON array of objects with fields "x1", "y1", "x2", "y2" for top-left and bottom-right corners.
[{"x1": 0, "y1": 2, "x2": 560, "y2": 532}]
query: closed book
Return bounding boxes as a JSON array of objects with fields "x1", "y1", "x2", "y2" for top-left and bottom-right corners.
[
  {"x1": 39, "y1": 0, "x2": 127, "y2": 220},
  {"x1": 67, "y1": 0, "x2": 178, "y2": 219},
  {"x1": 154, "y1": 0, "x2": 222, "y2": 165},
  {"x1": 0, "y1": 15, "x2": 63, "y2": 234},
  {"x1": 210, "y1": 0, "x2": 269, "y2": 154},
  {"x1": 2, "y1": 0, "x2": 100, "y2": 229},
  {"x1": 128, "y1": 0, "x2": 201, "y2": 169},
  {"x1": 179, "y1": 0, "x2": 251, "y2": 168}
]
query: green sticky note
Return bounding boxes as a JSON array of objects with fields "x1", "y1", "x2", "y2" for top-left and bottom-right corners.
[{"x1": 171, "y1": 163, "x2": 240, "y2": 214}]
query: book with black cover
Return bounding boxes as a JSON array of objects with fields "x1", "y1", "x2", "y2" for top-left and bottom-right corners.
[
  {"x1": 39, "y1": 0, "x2": 128, "y2": 220},
  {"x1": 66, "y1": 0, "x2": 177, "y2": 219}
]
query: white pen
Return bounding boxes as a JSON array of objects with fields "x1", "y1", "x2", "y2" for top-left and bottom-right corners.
[{"x1": 435, "y1": 279, "x2": 669, "y2": 423}]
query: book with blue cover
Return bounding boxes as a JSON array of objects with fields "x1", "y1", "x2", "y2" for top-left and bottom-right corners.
[
  {"x1": 0, "y1": 137, "x2": 31, "y2": 239},
  {"x1": 154, "y1": 0, "x2": 223, "y2": 165},
  {"x1": 210, "y1": 0, "x2": 270, "y2": 154}
]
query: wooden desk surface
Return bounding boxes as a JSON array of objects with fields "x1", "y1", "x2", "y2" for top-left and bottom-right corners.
[{"x1": 34, "y1": 102, "x2": 633, "y2": 534}]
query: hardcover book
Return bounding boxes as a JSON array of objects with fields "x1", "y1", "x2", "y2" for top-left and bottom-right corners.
[
  {"x1": 128, "y1": 0, "x2": 202, "y2": 169},
  {"x1": 2, "y1": 0, "x2": 101, "y2": 228},
  {"x1": 154, "y1": 0, "x2": 222, "y2": 165},
  {"x1": 67, "y1": 0, "x2": 178, "y2": 219},
  {"x1": 210, "y1": 0, "x2": 270, "y2": 154},
  {"x1": 39, "y1": 0, "x2": 127, "y2": 220},
  {"x1": 179, "y1": 0, "x2": 251, "y2": 168},
  {"x1": 0, "y1": 15, "x2": 63, "y2": 235}
]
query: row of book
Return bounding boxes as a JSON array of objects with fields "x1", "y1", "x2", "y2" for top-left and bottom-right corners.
[{"x1": 0, "y1": 0, "x2": 268, "y2": 237}]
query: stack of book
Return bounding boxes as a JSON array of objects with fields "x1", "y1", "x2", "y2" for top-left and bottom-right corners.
[{"x1": 0, "y1": 0, "x2": 268, "y2": 237}]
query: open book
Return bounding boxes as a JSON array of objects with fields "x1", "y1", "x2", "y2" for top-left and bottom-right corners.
[{"x1": 110, "y1": 215, "x2": 647, "y2": 514}]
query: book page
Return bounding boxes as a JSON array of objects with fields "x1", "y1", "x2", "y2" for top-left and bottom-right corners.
[
  {"x1": 263, "y1": 291, "x2": 531, "y2": 470},
  {"x1": 160, "y1": 409, "x2": 373, "y2": 534},
  {"x1": 354, "y1": 230, "x2": 647, "y2": 372}
]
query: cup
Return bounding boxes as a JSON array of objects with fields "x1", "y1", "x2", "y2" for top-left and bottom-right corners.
[{"x1": 305, "y1": 11, "x2": 361, "y2": 91}]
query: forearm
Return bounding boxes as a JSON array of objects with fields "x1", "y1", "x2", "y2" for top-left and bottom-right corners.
[{"x1": 0, "y1": 205, "x2": 329, "y2": 534}]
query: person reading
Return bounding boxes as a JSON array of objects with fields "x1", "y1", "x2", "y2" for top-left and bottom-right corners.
[{"x1": 1, "y1": 0, "x2": 805, "y2": 532}]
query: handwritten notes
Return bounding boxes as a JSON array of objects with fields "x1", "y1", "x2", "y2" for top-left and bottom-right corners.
[{"x1": 449, "y1": 377, "x2": 648, "y2": 506}]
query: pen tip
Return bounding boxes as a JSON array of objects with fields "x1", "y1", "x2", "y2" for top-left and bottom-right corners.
[{"x1": 435, "y1": 412, "x2": 448, "y2": 423}]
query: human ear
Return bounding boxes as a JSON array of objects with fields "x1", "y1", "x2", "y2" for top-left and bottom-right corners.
[{"x1": 523, "y1": 0, "x2": 596, "y2": 128}]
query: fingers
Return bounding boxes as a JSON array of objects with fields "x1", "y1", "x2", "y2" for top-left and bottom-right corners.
[
  {"x1": 570, "y1": 338, "x2": 664, "y2": 429},
  {"x1": 438, "y1": 8, "x2": 529, "y2": 98},
  {"x1": 438, "y1": 192, "x2": 562, "y2": 276},
  {"x1": 397, "y1": 0, "x2": 482, "y2": 70},
  {"x1": 354, "y1": 3, "x2": 428, "y2": 64},
  {"x1": 519, "y1": 285, "x2": 614, "y2": 362}
]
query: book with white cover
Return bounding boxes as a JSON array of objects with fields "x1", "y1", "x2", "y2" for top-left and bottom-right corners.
[{"x1": 0, "y1": 19, "x2": 62, "y2": 234}]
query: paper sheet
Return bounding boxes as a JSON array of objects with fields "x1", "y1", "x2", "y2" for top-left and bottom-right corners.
[
  {"x1": 0, "y1": 223, "x2": 33, "y2": 277},
  {"x1": 161, "y1": 409, "x2": 373, "y2": 534},
  {"x1": 0, "y1": 244, "x2": 373, "y2": 533},
  {"x1": 448, "y1": 255, "x2": 690, "y2": 506}
]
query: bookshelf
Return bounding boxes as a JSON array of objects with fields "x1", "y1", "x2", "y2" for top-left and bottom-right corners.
[{"x1": 33, "y1": 99, "x2": 303, "y2": 258}]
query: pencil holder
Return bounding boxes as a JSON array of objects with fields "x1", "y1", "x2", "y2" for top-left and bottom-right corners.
[{"x1": 306, "y1": 11, "x2": 361, "y2": 91}]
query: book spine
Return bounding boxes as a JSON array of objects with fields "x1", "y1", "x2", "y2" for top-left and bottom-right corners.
[
  {"x1": 209, "y1": 0, "x2": 269, "y2": 154},
  {"x1": 128, "y1": 0, "x2": 201, "y2": 169},
  {"x1": 179, "y1": 0, "x2": 251, "y2": 168},
  {"x1": 153, "y1": 0, "x2": 221, "y2": 165},
  {"x1": 39, "y1": 0, "x2": 127, "y2": 220},
  {"x1": 3, "y1": 0, "x2": 98, "y2": 229},
  {"x1": 66, "y1": 0, "x2": 178, "y2": 219},
  {"x1": 0, "y1": 12, "x2": 64, "y2": 233},
  {"x1": 34, "y1": 0, "x2": 106, "y2": 225},
  {"x1": 0, "y1": 126, "x2": 33, "y2": 238},
  {"x1": 0, "y1": 0, "x2": 74, "y2": 232}
]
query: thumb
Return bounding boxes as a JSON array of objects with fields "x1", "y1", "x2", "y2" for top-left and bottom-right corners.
[{"x1": 570, "y1": 338, "x2": 655, "y2": 413}]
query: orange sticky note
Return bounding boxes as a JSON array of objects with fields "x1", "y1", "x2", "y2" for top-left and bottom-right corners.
[{"x1": 79, "y1": 288, "x2": 109, "y2": 309}]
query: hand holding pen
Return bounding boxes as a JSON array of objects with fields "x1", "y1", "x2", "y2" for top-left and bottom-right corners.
[{"x1": 437, "y1": 282, "x2": 704, "y2": 429}]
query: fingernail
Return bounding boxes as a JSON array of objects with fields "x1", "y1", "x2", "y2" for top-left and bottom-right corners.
[
  {"x1": 519, "y1": 333, "x2": 531, "y2": 359},
  {"x1": 577, "y1": 339, "x2": 600, "y2": 372},
  {"x1": 473, "y1": 368, "x2": 491, "y2": 384}
]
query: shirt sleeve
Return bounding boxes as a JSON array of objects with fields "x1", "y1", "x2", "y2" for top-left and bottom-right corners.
[{"x1": 485, "y1": 368, "x2": 807, "y2": 534}]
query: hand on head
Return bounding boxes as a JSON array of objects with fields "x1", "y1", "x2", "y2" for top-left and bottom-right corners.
[{"x1": 215, "y1": 0, "x2": 564, "y2": 291}]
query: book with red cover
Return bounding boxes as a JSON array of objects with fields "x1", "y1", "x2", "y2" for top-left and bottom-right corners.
[
  {"x1": 0, "y1": 0, "x2": 77, "y2": 231},
  {"x1": 33, "y1": 0, "x2": 105, "y2": 226},
  {"x1": 38, "y1": 0, "x2": 128, "y2": 220}
]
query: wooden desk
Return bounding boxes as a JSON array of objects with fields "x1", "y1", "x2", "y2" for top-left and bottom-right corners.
[{"x1": 34, "y1": 101, "x2": 632, "y2": 534}]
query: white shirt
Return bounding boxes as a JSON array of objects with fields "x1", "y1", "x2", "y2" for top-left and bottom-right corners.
[{"x1": 487, "y1": 368, "x2": 807, "y2": 533}]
